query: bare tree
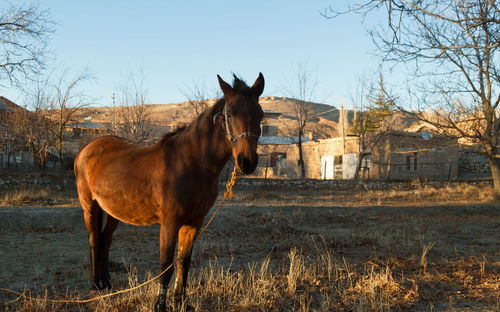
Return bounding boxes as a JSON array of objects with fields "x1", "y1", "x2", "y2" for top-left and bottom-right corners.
[
  {"x1": 23, "y1": 80, "x2": 53, "y2": 174},
  {"x1": 325, "y1": 1, "x2": 500, "y2": 200},
  {"x1": 0, "y1": 79, "x2": 53, "y2": 173},
  {"x1": 27, "y1": 109, "x2": 52, "y2": 173},
  {"x1": 285, "y1": 63, "x2": 318, "y2": 178},
  {"x1": 109, "y1": 72, "x2": 153, "y2": 145},
  {"x1": 180, "y1": 81, "x2": 211, "y2": 120},
  {"x1": 0, "y1": 2, "x2": 54, "y2": 87},
  {"x1": 44, "y1": 70, "x2": 94, "y2": 169},
  {"x1": 351, "y1": 74, "x2": 395, "y2": 180}
]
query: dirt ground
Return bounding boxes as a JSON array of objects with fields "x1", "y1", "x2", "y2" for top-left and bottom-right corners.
[{"x1": 0, "y1": 180, "x2": 499, "y2": 311}]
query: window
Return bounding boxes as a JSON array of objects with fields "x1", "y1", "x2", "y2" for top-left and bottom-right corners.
[
  {"x1": 334, "y1": 155, "x2": 343, "y2": 179},
  {"x1": 334, "y1": 155, "x2": 343, "y2": 165},
  {"x1": 405, "y1": 153, "x2": 418, "y2": 171},
  {"x1": 361, "y1": 154, "x2": 371, "y2": 176},
  {"x1": 261, "y1": 125, "x2": 271, "y2": 136}
]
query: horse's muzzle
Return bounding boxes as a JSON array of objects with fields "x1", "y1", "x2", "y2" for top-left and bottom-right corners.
[{"x1": 236, "y1": 153, "x2": 258, "y2": 175}]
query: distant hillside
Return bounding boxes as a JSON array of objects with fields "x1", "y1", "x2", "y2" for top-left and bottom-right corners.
[
  {"x1": 76, "y1": 96, "x2": 422, "y2": 140},
  {"x1": 76, "y1": 96, "x2": 344, "y2": 139}
]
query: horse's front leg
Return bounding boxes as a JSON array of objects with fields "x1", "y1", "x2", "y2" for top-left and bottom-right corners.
[
  {"x1": 155, "y1": 221, "x2": 179, "y2": 312},
  {"x1": 173, "y1": 222, "x2": 201, "y2": 306}
]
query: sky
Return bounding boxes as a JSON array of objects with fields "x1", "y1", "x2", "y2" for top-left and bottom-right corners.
[{"x1": 1, "y1": 1, "x2": 388, "y2": 109}]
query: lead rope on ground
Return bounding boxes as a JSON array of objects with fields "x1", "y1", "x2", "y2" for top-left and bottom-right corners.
[{"x1": 0, "y1": 167, "x2": 239, "y2": 305}]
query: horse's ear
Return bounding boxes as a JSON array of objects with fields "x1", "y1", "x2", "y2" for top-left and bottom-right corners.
[
  {"x1": 217, "y1": 75, "x2": 234, "y2": 98},
  {"x1": 251, "y1": 72, "x2": 265, "y2": 97}
]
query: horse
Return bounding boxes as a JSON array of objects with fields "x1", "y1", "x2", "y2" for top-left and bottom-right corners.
[{"x1": 74, "y1": 73, "x2": 264, "y2": 311}]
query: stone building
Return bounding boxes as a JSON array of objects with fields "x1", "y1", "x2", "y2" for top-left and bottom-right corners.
[
  {"x1": 67, "y1": 117, "x2": 106, "y2": 138},
  {"x1": 286, "y1": 131, "x2": 459, "y2": 181},
  {"x1": 255, "y1": 136, "x2": 311, "y2": 178}
]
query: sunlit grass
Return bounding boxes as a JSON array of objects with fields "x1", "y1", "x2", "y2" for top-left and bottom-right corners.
[
  {"x1": 0, "y1": 178, "x2": 497, "y2": 311},
  {"x1": 0, "y1": 187, "x2": 52, "y2": 205},
  {"x1": 3, "y1": 237, "x2": 498, "y2": 311},
  {"x1": 0, "y1": 187, "x2": 78, "y2": 206}
]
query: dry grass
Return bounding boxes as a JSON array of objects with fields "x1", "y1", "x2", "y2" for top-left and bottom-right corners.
[
  {"x1": 2, "y1": 236, "x2": 498, "y2": 312},
  {"x1": 1, "y1": 175, "x2": 492, "y2": 208},
  {"x1": 0, "y1": 187, "x2": 51, "y2": 206},
  {"x1": 0, "y1": 179, "x2": 498, "y2": 311},
  {"x1": 241, "y1": 181, "x2": 494, "y2": 209},
  {"x1": 349, "y1": 182, "x2": 493, "y2": 207},
  {"x1": 0, "y1": 187, "x2": 78, "y2": 206}
]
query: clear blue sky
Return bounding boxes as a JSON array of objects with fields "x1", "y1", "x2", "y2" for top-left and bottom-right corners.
[{"x1": 2, "y1": 1, "x2": 387, "y2": 108}]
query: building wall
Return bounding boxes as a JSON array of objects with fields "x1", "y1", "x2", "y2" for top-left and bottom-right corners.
[
  {"x1": 257, "y1": 144, "x2": 288, "y2": 167},
  {"x1": 286, "y1": 133, "x2": 459, "y2": 181},
  {"x1": 385, "y1": 149, "x2": 458, "y2": 180},
  {"x1": 286, "y1": 136, "x2": 359, "y2": 179},
  {"x1": 378, "y1": 133, "x2": 459, "y2": 181}
]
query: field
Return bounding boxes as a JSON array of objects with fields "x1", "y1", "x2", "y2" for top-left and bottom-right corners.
[{"x1": 0, "y1": 178, "x2": 499, "y2": 311}]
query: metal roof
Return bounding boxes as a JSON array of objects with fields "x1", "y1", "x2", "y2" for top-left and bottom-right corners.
[
  {"x1": 67, "y1": 121, "x2": 105, "y2": 129},
  {"x1": 258, "y1": 136, "x2": 311, "y2": 145}
]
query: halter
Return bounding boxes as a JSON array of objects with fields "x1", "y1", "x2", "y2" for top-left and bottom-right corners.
[{"x1": 213, "y1": 102, "x2": 260, "y2": 144}]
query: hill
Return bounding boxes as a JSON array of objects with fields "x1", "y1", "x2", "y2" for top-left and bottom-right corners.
[
  {"x1": 76, "y1": 96, "x2": 424, "y2": 140},
  {"x1": 76, "y1": 96, "x2": 345, "y2": 139}
]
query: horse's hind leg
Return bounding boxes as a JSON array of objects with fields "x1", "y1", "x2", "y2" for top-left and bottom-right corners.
[
  {"x1": 100, "y1": 213, "x2": 119, "y2": 288},
  {"x1": 83, "y1": 200, "x2": 103, "y2": 290}
]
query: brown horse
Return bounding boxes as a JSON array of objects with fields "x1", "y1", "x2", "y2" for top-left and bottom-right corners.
[{"x1": 74, "y1": 73, "x2": 264, "y2": 311}]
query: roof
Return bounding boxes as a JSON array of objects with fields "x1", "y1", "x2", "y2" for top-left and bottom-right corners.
[
  {"x1": 382, "y1": 130, "x2": 457, "y2": 140},
  {"x1": 258, "y1": 136, "x2": 311, "y2": 145},
  {"x1": 263, "y1": 110, "x2": 281, "y2": 118},
  {"x1": 0, "y1": 96, "x2": 25, "y2": 112},
  {"x1": 67, "y1": 121, "x2": 105, "y2": 129}
]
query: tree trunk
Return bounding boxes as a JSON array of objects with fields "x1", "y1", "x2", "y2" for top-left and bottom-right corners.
[
  {"x1": 7, "y1": 152, "x2": 12, "y2": 169},
  {"x1": 488, "y1": 156, "x2": 500, "y2": 202},
  {"x1": 297, "y1": 135, "x2": 305, "y2": 179},
  {"x1": 353, "y1": 153, "x2": 366, "y2": 182},
  {"x1": 59, "y1": 153, "x2": 64, "y2": 171}
]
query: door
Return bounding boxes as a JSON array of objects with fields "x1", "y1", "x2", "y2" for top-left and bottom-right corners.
[{"x1": 320, "y1": 155, "x2": 334, "y2": 179}]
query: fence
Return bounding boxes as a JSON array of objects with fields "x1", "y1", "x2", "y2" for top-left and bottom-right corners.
[
  {"x1": 0, "y1": 150, "x2": 35, "y2": 169},
  {"x1": 0, "y1": 150, "x2": 74, "y2": 170}
]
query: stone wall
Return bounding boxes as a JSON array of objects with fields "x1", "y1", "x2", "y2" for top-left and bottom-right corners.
[
  {"x1": 458, "y1": 151, "x2": 491, "y2": 179},
  {"x1": 234, "y1": 176, "x2": 492, "y2": 191},
  {"x1": 0, "y1": 170, "x2": 76, "y2": 191}
]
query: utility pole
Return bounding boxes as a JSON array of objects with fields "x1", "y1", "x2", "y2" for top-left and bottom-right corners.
[
  {"x1": 341, "y1": 103, "x2": 346, "y2": 155},
  {"x1": 111, "y1": 93, "x2": 116, "y2": 135}
]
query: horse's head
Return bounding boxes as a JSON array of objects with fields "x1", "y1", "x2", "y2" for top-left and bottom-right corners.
[{"x1": 216, "y1": 73, "x2": 264, "y2": 174}]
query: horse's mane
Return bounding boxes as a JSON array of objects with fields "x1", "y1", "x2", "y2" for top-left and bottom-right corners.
[
  {"x1": 231, "y1": 74, "x2": 253, "y2": 94},
  {"x1": 159, "y1": 125, "x2": 187, "y2": 145}
]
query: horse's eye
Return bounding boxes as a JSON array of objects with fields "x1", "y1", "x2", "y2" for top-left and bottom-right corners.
[{"x1": 226, "y1": 113, "x2": 232, "y2": 119}]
